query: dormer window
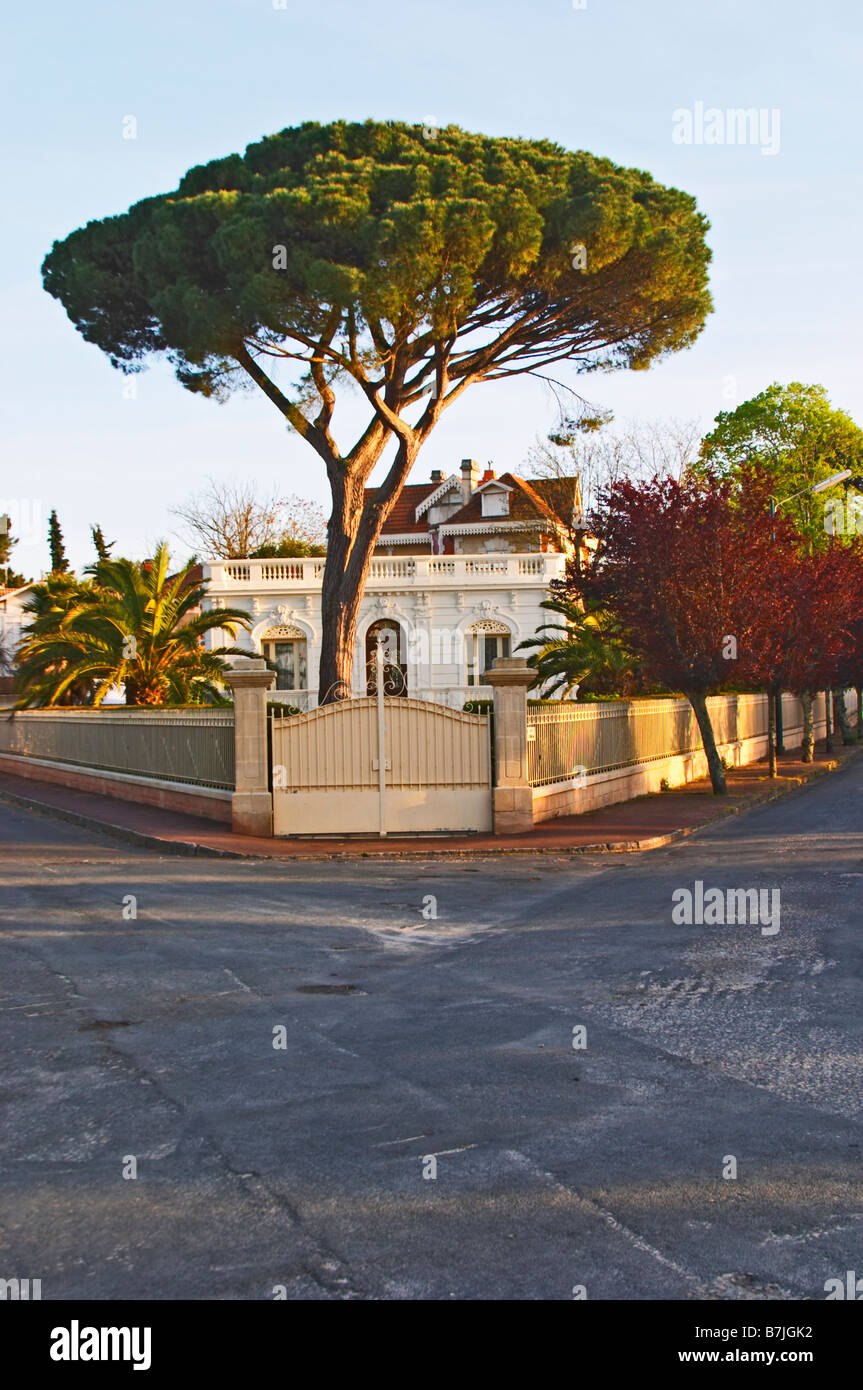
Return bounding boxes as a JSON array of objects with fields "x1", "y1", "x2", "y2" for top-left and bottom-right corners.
[{"x1": 481, "y1": 485, "x2": 510, "y2": 518}]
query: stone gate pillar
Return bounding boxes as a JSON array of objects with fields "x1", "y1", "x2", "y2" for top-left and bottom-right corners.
[
  {"x1": 224, "y1": 658, "x2": 276, "y2": 836},
  {"x1": 485, "y1": 657, "x2": 534, "y2": 835}
]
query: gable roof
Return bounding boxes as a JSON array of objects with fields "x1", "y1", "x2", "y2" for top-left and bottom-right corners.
[
  {"x1": 441, "y1": 473, "x2": 577, "y2": 530},
  {"x1": 165, "y1": 563, "x2": 204, "y2": 594},
  {"x1": 368, "y1": 473, "x2": 579, "y2": 538},
  {"x1": 414, "y1": 473, "x2": 464, "y2": 520},
  {"x1": 0, "y1": 584, "x2": 35, "y2": 604},
  {"x1": 370, "y1": 482, "x2": 441, "y2": 536},
  {"x1": 529, "y1": 476, "x2": 581, "y2": 519}
]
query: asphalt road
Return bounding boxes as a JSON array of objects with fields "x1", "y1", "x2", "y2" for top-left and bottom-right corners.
[{"x1": 1, "y1": 762, "x2": 862, "y2": 1301}]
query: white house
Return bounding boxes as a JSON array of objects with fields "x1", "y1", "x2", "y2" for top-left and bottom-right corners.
[
  {"x1": 0, "y1": 585, "x2": 33, "y2": 705},
  {"x1": 0, "y1": 584, "x2": 32, "y2": 660},
  {"x1": 202, "y1": 460, "x2": 578, "y2": 708}
]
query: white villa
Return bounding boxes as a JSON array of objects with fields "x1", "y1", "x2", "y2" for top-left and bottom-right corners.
[
  {"x1": 0, "y1": 586, "x2": 30, "y2": 642},
  {"x1": 0, "y1": 585, "x2": 32, "y2": 699},
  {"x1": 203, "y1": 459, "x2": 579, "y2": 708}
]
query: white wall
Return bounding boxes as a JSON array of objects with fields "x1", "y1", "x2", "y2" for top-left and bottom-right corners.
[
  {"x1": 532, "y1": 691, "x2": 856, "y2": 824},
  {"x1": 204, "y1": 571, "x2": 554, "y2": 701},
  {"x1": 0, "y1": 587, "x2": 31, "y2": 669}
]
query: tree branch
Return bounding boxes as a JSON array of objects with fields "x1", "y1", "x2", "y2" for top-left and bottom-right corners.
[{"x1": 236, "y1": 342, "x2": 339, "y2": 467}]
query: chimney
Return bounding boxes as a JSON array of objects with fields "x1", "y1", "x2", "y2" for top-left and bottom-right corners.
[
  {"x1": 460, "y1": 458, "x2": 480, "y2": 502},
  {"x1": 430, "y1": 469, "x2": 443, "y2": 483},
  {"x1": 480, "y1": 466, "x2": 496, "y2": 484}
]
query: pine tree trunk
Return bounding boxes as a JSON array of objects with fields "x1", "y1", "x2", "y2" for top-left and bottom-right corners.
[
  {"x1": 318, "y1": 479, "x2": 367, "y2": 704},
  {"x1": 317, "y1": 443, "x2": 418, "y2": 703},
  {"x1": 689, "y1": 690, "x2": 727, "y2": 795},
  {"x1": 319, "y1": 571, "x2": 365, "y2": 703},
  {"x1": 800, "y1": 690, "x2": 814, "y2": 763},
  {"x1": 236, "y1": 343, "x2": 427, "y2": 706}
]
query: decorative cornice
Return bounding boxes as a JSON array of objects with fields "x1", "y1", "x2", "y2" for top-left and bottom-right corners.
[
  {"x1": 375, "y1": 533, "x2": 434, "y2": 547},
  {"x1": 474, "y1": 479, "x2": 513, "y2": 494},
  {"x1": 467, "y1": 618, "x2": 510, "y2": 634},
  {"x1": 414, "y1": 474, "x2": 463, "y2": 520},
  {"x1": 440, "y1": 519, "x2": 553, "y2": 537}
]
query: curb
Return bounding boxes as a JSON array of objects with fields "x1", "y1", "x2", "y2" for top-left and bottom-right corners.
[
  {"x1": 0, "y1": 749, "x2": 854, "y2": 862},
  {"x1": 0, "y1": 787, "x2": 239, "y2": 858}
]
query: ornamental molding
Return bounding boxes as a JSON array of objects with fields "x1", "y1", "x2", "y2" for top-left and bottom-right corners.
[
  {"x1": 440, "y1": 520, "x2": 549, "y2": 537},
  {"x1": 261, "y1": 623, "x2": 305, "y2": 640},
  {"x1": 468, "y1": 619, "x2": 510, "y2": 634},
  {"x1": 475, "y1": 479, "x2": 513, "y2": 495},
  {"x1": 414, "y1": 474, "x2": 463, "y2": 520},
  {"x1": 375, "y1": 533, "x2": 434, "y2": 547}
]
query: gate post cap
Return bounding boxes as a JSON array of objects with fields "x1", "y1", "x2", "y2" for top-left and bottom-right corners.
[
  {"x1": 485, "y1": 657, "x2": 534, "y2": 689},
  {"x1": 229, "y1": 656, "x2": 267, "y2": 670},
  {"x1": 224, "y1": 658, "x2": 276, "y2": 691}
]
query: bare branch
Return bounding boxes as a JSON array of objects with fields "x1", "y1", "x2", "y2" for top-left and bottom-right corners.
[{"x1": 170, "y1": 478, "x2": 326, "y2": 559}]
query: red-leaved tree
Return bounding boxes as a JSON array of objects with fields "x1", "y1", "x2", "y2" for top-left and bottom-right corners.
[
  {"x1": 579, "y1": 472, "x2": 783, "y2": 794},
  {"x1": 741, "y1": 541, "x2": 863, "y2": 765}
]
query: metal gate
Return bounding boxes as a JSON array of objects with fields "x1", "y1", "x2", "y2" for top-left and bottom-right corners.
[{"x1": 271, "y1": 694, "x2": 492, "y2": 837}]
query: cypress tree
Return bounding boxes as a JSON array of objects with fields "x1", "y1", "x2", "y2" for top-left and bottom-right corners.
[
  {"x1": 48, "y1": 510, "x2": 69, "y2": 574},
  {"x1": 91, "y1": 524, "x2": 114, "y2": 561}
]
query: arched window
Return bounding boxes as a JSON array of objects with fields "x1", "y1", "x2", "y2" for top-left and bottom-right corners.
[
  {"x1": 261, "y1": 625, "x2": 307, "y2": 690},
  {"x1": 466, "y1": 621, "x2": 510, "y2": 686}
]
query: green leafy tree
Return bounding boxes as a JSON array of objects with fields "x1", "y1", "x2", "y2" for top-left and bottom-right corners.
[
  {"x1": 698, "y1": 382, "x2": 863, "y2": 743},
  {"x1": 15, "y1": 544, "x2": 251, "y2": 707},
  {"x1": 250, "y1": 538, "x2": 326, "y2": 559},
  {"x1": 0, "y1": 515, "x2": 27, "y2": 588},
  {"x1": 0, "y1": 514, "x2": 14, "y2": 570},
  {"x1": 47, "y1": 510, "x2": 69, "y2": 574},
  {"x1": 43, "y1": 120, "x2": 712, "y2": 700},
  {"x1": 696, "y1": 383, "x2": 863, "y2": 547},
  {"x1": 517, "y1": 592, "x2": 637, "y2": 698}
]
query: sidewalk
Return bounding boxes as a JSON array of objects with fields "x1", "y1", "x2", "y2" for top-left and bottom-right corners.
[{"x1": 0, "y1": 741, "x2": 856, "y2": 860}]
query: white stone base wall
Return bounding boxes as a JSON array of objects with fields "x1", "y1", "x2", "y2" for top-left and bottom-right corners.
[{"x1": 532, "y1": 691, "x2": 856, "y2": 824}]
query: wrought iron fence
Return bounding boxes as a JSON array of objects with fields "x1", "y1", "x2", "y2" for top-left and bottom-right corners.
[
  {"x1": 527, "y1": 694, "x2": 772, "y2": 788},
  {"x1": 0, "y1": 708, "x2": 235, "y2": 789}
]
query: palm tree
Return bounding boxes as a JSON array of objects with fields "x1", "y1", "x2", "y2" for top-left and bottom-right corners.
[
  {"x1": 518, "y1": 593, "x2": 636, "y2": 699},
  {"x1": 15, "y1": 572, "x2": 99, "y2": 705},
  {"x1": 15, "y1": 544, "x2": 251, "y2": 707}
]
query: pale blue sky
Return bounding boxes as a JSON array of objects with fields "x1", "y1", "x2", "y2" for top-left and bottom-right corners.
[{"x1": 3, "y1": 0, "x2": 862, "y2": 574}]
